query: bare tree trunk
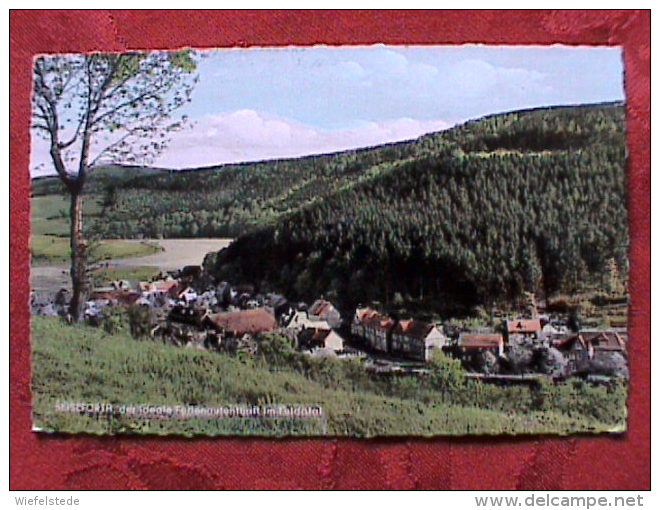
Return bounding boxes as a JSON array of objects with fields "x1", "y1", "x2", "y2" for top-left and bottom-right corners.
[{"x1": 68, "y1": 190, "x2": 88, "y2": 322}]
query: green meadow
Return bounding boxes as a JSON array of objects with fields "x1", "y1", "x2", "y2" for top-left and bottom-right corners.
[
  {"x1": 30, "y1": 194, "x2": 161, "y2": 264},
  {"x1": 31, "y1": 317, "x2": 626, "y2": 437}
]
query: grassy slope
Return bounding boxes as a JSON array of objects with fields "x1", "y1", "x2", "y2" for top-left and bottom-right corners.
[
  {"x1": 30, "y1": 194, "x2": 162, "y2": 264},
  {"x1": 30, "y1": 194, "x2": 102, "y2": 237},
  {"x1": 31, "y1": 236, "x2": 162, "y2": 264},
  {"x1": 89, "y1": 266, "x2": 162, "y2": 287},
  {"x1": 31, "y1": 317, "x2": 621, "y2": 438}
]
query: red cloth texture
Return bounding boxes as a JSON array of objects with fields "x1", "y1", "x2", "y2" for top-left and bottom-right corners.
[{"x1": 9, "y1": 10, "x2": 650, "y2": 490}]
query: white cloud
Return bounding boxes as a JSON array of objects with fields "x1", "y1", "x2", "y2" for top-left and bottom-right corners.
[
  {"x1": 374, "y1": 49, "x2": 409, "y2": 75},
  {"x1": 29, "y1": 109, "x2": 451, "y2": 175},
  {"x1": 31, "y1": 46, "x2": 624, "y2": 177},
  {"x1": 335, "y1": 60, "x2": 367, "y2": 79},
  {"x1": 443, "y1": 59, "x2": 547, "y2": 99},
  {"x1": 155, "y1": 109, "x2": 452, "y2": 169}
]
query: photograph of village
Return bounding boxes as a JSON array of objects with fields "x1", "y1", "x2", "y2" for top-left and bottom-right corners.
[{"x1": 29, "y1": 45, "x2": 629, "y2": 437}]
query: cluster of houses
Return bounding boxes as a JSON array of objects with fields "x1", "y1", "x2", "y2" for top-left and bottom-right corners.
[
  {"x1": 157, "y1": 295, "x2": 349, "y2": 357},
  {"x1": 351, "y1": 308, "x2": 445, "y2": 362},
  {"x1": 350, "y1": 308, "x2": 628, "y2": 379},
  {"x1": 280, "y1": 300, "x2": 347, "y2": 355},
  {"x1": 32, "y1": 267, "x2": 350, "y2": 358},
  {"x1": 32, "y1": 266, "x2": 628, "y2": 380},
  {"x1": 460, "y1": 319, "x2": 627, "y2": 379}
]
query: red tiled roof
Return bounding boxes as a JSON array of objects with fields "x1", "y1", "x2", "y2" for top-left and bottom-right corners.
[
  {"x1": 393, "y1": 319, "x2": 436, "y2": 339},
  {"x1": 309, "y1": 299, "x2": 336, "y2": 318},
  {"x1": 208, "y1": 308, "x2": 277, "y2": 336},
  {"x1": 90, "y1": 290, "x2": 140, "y2": 305},
  {"x1": 355, "y1": 309, "x2": 372, "y2": 322},
  {"x1": 363, "y1": 311, "x2": 395, "y2": 331},
  {"x1": 354, "y1": 308, "x2": 396, "y2": 331},
  {"x1": 300, "y1": 328, "x2": 332, "y2": 346},
  {"x1": 506, "y1": 319, "x2": 542, "y2": 334},
  {"x1": 551, "y1": 334, "x2": 586, "y2": 350},
  {"x1": 458, "y1": 333, "x2": 503, "y2": 349},
  {"x1": 581, "y1": 331, "x2": 626, "y2": 351},
  {"x1": 552, "y1": 332, "x2": 625, "y2": 352},
  {"x1": 141, "y1": 280, "x2": 178, "y2": 294}
]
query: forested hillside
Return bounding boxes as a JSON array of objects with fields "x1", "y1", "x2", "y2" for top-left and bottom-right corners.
[
  {"x1": 31, "y1": 164, "x2": 170, "y2": 197},
  {"x1": 88, "y1": 132, "x2": 453, "y2": 238},
  {"x1": 33, "y1": 102, "x2": 627, "y2": 314},
  {"x1": 203, "y1": 103, "x2": 628, "y2": 314}
]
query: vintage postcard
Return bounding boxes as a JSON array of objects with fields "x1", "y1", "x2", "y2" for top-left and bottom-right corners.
[{"x1": 29, "y1": 45, "x2": 629, "y2": 437}]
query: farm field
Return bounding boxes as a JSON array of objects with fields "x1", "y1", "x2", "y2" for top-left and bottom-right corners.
[
  {"x1": 30, "y1": 238, "x2": 233, "y2": 296},
  {"x1": 30, "y1": 193, "x2": 103, "y2": 237},
  {"x1": 30, "y1": 193, "x2": 163, "y2": 264},
  {"x1": 31, "y1": 235, "x2": 163, "y2": 264},
  {"x1": 31, "y1": 317, "x2": 626, "y2": 437}
]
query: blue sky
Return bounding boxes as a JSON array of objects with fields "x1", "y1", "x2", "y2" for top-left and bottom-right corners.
[{"x1": 31, "y1": 45, "x2": 624, "y2": 174}]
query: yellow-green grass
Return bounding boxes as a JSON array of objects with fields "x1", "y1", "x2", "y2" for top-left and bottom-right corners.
[
  {"x1": 30, "y1": 193, "x2": 103, "y2": 237},
  {"x1": 31, "y1": 194, "x2": 163, "y2": 264},
  {"x1": 31, "y1": 235, "x2": 162, "y2": 264},
  {"x1": 90, "y1": 266, "x2": 161, "y2": 287},
  {"x1": 30, "y1": 317, "x2": 624, "y2": 437}
]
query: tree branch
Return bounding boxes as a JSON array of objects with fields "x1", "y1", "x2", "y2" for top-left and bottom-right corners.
[
  {"x1": 91, "y1": 84, "x2": 168, "y2": 128},
  {"x1": 58, "y1": 113, "x2": 86, "y2": 149}
]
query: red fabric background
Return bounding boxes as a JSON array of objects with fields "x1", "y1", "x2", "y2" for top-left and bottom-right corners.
[{"x1": 9, "y1": 10, "x2": 650, "y2": 490}]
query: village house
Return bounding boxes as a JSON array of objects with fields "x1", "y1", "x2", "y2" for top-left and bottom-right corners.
[
  {"x1": 362, "y1": 310, "x2": 396, "y2": 352},
  {"x1": 551, "y1": 333, "x2": 590, "y2": 373},
  {"x1": 351, "y1": 307, "x2": 373, "y2": 338},
  {"x1": 89, "y1": 288, "x2": 141, "y2": 307},
  {"x1": 580, "y1": 329, "x2": 626, "y2": 349},
  {"x1": 170, "y1": 283, "x2": 197, "y2": 304},
  {"x1": 283, "y1": 308, "x2": 331, "y2": 331},
  {"x1": 298, "y1": 327, "x2": 345, "y2": 353},
  {"x1": 167, "y1": 305, "x2": 210, "y2": 328},
  {"x1": 504, "y1": 318, "x2": 542, "y2": 341},
  {"x1": 308, "y1": 299, "x2": 342, "y2": 329},
  {"x1": 551, "y1": 330, "x2": 626, "y2": 375},
  {"x1": 457, "y1": 333, "x2": 505, "y2": 357},
  {"x1": 390, "y1": 319, "x2": 447, "y2": 361},
  {"x1": 139, "y1": 279, "x2": 179, "y2": 302},
  {"x1": 207, "y1": 308, "x2": 278, "y2": 337},
  {"x1": 580, "y1": 330, "x2": 626, "y2": 361},
  {"x1": 582, "y1": 330, "x2": 628, "y2": 378}
]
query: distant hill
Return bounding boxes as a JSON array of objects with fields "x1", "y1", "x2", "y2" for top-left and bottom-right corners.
[
  {"x1": 78, "y1": 133, "x2": 460, "y2": 238},
  {"x1": 32, "y1": 102, "x2": 628, "y2": 315},
  {"x1": 31, "y1": 164, "x2": 171, "y2": 196},
  {"x1": 202, "y1": 102, "x2": 628, "y2": 315}
]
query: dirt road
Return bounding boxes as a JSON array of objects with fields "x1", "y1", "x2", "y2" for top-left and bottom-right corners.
[{"x1": 31, "y1": 238, "x2": 233, "y2": 293}]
